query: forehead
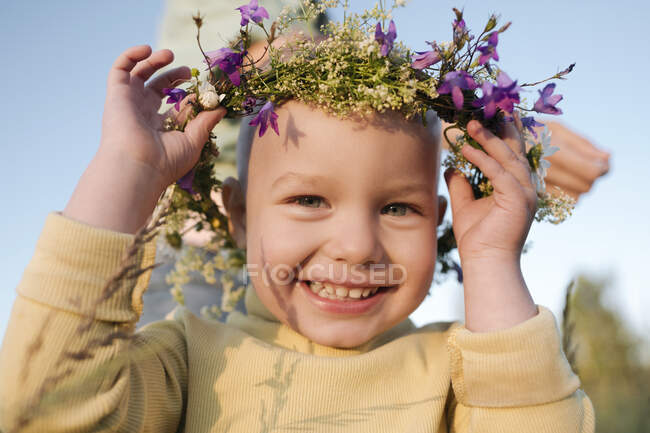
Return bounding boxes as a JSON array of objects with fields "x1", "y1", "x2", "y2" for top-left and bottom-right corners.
[{"x1": 247, "y1": 101, "x2": 440, "y2": 192}]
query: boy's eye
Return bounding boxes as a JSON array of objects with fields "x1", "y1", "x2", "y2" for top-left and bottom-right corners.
[
  {"x1": 290, "y1": 195, "x2": 326, "y2": 208},
  {"x1": 381, "y1": 203, "x2": 415, "y2": 216}
]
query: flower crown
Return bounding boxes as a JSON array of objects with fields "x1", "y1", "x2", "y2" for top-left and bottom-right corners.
[{"x1": 159, "y1": 0, "x2": 576, "y2": 313}]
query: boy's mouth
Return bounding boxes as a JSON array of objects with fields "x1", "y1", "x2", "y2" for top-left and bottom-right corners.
[{"x1": 304, "y1": 280, "x2": 391, "y2": 301}]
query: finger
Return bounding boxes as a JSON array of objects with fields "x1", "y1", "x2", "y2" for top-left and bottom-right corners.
[
  {"x1": 131, "y1": 49, "x2": 175, "y2": 83},
  {"x1": 184, "y1": 108, "x2": 227, "y2": 149},
  {"x1": 468, "y1": 120, "x2": 520, "y2": 164},
  {"x1": 512, "y1": 111, "x2": 525, "y2": 137},
  {"x1": 502, "y1": 117, "x2": 526, "y2": 157},
  {"x1": 160, "y1": 94, "x2": 197, "y2": 127},
  {"x1": 172, "y1": 94, "x2": 197, "y2": 122},
  {"x1": 547, "y1": 185, "x2": 580, "y2": 201},
  {"x1": 547, "y1": 122, "x2": 611, "y2": 161},
  {"x1": 461, "y1": 144, "x2": 528, "y2": 200},
  {"x1": 467, "y1": 120, "x2": 532, "y2": 189},
  {"x1": 546, "y1": 143, "x2": 609, "y2": 183},
  {"x1": 444, "y1": 168, "x2": 475, "y2": 216},
  {"x1": 147, "y1": 66, "x2": 192, "y2": 96},
  {"x1": 545, "y1": 167, "x2": 593, "y2": 196},
  {"x1": 107, "y1": 45, "x2": 152, "y2": 86}
]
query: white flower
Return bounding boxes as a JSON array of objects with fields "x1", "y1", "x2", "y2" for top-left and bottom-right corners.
[
  {"x1": 395, "y1": 0, "x2": 407, "y2": 7},
  {"x1": 358, "y1": 36, "x2": 378, "y2": 56},
  {"x1": 528, "y1": 126, "x2": 559, "y2": 193},
  {"x1": 198, "y1": 81, "x2": 225, "y2": 109}
]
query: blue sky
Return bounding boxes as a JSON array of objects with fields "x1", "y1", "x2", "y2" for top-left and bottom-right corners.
[{"x1": 1, "y1": 0, "x2": 649, "y2": 342}]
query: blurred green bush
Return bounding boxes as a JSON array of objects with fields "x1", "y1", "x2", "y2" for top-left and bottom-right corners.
[{"x1": 564, "y1": 275, "x2": 650, "y2": 432}]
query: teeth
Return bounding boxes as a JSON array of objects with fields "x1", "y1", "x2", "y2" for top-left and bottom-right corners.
[{"x1": 308, "y1": 281, "x2": 383, "y2": 301}]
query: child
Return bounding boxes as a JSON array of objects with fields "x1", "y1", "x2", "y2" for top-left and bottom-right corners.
[
  {"x1": 0, "y1": 44, "x2": 593, "y2": 432},
  {"x1": 132, "y1": 0, "x2": 611, "y2": 331}
]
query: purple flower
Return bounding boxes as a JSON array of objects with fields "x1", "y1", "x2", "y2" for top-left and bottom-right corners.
[
  {"x1": 236, "y1": 0, "x2": 269, "y2": 26},
  {"x1": 453, "y1": 19, "x2": 466, "y2": 40},
  {"x1": 249, "y1": 100, "x2": 279, "y2": 137},
  {"x1": 438, "y1": 70, "x2": 478, "y2": 111},
  {"x1": 533, "y1": 83, "x2": 563, "y2": 115},
  {"x1": 205, "y1": 47, "x2": 246, "y2": 86},
  {"x1": 494, "y1": 72, "x2": 521, "y2": 113},
  {"x1": 242, "y1": 96, "x2": 257, "y2": 114},
  {"x1": 477, "y1": 31, "x2": 499, "y2": 65},
  {"x1": 557, "y1": 63, "x2": 575, "y2": 78},
  {"x1": 472, "y1": 72, "x2": 521, "y2": 118},
  {"x1": 411, "y1": 42, "x2": 441, "y2": 70},
  {"x1": 472, "y1": 82, "x2": 500, "y2": 118},
  {"x1": 520, "y1": 116, "x2": 544, "y2": 138},
  {"x1": 162, "y1": 88, "x2": 187, "y2": 111},
  {"x1": 452, "y1": 261, "x2": 463, "y2": 283},
  {"x1": 177, "y1": 168, "x2": 197, "y2": 195},
  {"x1": 375, "y1": 20, "x2": 397, "y2": 57}
]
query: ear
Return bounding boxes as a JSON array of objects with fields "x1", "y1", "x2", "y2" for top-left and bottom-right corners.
[
  {"x1": 221, "y1": 177, "x2": 247, "y2": 249},
  {"x1": 437, "y1": 195, "x2": 447, "y2": 227}
]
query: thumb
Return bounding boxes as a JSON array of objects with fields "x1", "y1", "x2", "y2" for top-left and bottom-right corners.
[
  {"x1": 184, "y1": 107, "x2": 227, "y2": 150},
  {"x1": 444, "y1": 167, "x2": 474, "y2": 217}
]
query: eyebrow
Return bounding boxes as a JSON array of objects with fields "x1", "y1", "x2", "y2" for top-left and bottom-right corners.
[
  {"x1": 272, "y1": 171, "x2": 432, "y2": 196},
  {"x1": 271, "y1": 171, "x2": 333, "y2": 189},
  {"x1": 381, "y1": 183, "x2": 433, "y2": 197}
]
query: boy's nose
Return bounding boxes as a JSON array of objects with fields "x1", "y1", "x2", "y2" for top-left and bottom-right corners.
[{"x1": 322, "y1": 212, "x2": 384, "y2": 266}]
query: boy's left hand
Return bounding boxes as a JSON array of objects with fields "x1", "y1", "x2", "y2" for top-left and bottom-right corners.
[
  {"x1": 445, "y1": 120, "x2": 537, "y2": 264},
  {"x1": 444, "y1": 119, "x2": 538, "y2": 331}
]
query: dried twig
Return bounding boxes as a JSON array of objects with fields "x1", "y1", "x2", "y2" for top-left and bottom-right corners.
[
  {"x1": 12, "y1": 189, "x2": 175, "y2": 433},
  {"x1": 562, "y1": 279, "x2": 580, "y2": 375}
]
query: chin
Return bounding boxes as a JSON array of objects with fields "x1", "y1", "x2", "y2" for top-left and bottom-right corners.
[
  {"x1": 296, "y1": 319, "x2": 385, "y2": 349},
  {"x1": 308, "y1": 331, "x2": 372, "y2": 349}
]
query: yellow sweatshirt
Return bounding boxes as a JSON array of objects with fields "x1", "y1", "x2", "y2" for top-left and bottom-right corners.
[{"x1": 0, "y1": 213, "x2": 594, "y2": 433}]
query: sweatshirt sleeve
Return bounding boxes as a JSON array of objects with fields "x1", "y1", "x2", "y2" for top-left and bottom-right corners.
[
  {"x1": 446, "y1": 307, "x2": 595, "y2": 433},
  {"x1": 0, "y1": 212, "x2": 188, "y2": 433}
]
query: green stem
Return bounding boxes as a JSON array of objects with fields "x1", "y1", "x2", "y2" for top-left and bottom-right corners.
[
  {"x1": 443, "y1": 124, "x2": 461, "y2": 151},
  {"x1": 521, "y1": 74, "x2": 561, "y2": 87},
  {"x1": 195, "y1": 24, "x2": 213, "y2": 78}
]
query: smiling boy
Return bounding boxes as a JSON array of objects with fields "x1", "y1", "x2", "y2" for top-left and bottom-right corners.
[
  {"x1": 224, "y1": 101, "x2": 444, "y2": 348},
  {"x1": 0, "y1": 47, "x2": 593, "y2": 432}
]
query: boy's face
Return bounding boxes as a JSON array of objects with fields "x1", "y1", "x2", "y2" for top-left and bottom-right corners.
[{"x1": 231, "y1": 101, "x2": 444, "y2": 348}]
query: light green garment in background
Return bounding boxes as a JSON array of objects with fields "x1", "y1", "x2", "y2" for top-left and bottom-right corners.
[{"x1": 140, "y1": 0, "x2": 311, "y2": 327}]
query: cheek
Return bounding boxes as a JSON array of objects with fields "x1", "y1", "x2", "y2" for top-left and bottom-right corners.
[
  {"x1": 245, "y1": 208, "x2": 319, "y2": 327},
  {"x1": 383, "y1": 227, "x2": 437, "y2": 321},
  {"x1": 382, "y1": 223, "x2": 437, "y2": 285},
  {"x1": 247, "y1": 207, "x2": 323, "y2": 270}
]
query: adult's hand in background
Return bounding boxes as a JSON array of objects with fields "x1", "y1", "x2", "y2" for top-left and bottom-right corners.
[{"x1": 542, "y1": 121, "x2": 610, "y2": 200}]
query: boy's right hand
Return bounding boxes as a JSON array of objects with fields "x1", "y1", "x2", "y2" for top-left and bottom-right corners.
[{"x1": 63, "y1": 46, "x2": 225, "y2": 234}]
